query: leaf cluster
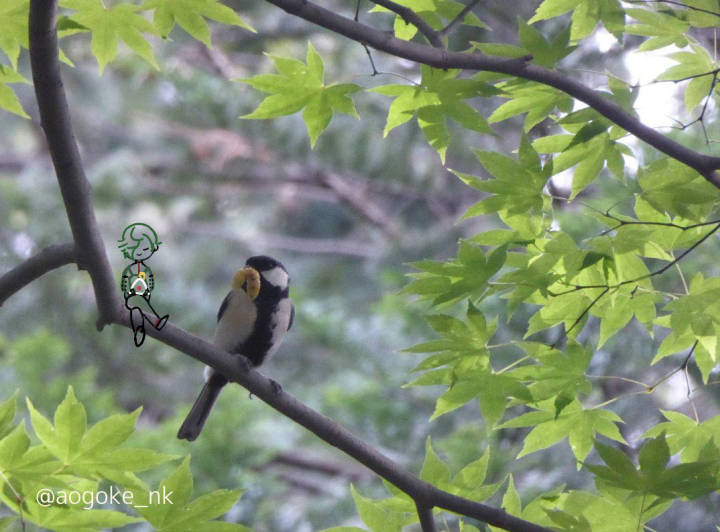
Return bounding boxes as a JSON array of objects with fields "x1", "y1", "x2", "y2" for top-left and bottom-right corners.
[{"x1": 0, "y1": 388, "x2": 246, "y2": 531}]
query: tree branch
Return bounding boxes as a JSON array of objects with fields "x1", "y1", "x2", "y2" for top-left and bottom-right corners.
[
  {"x1": 624, "y1": 0, "x2": 720, "y2": 18},
  {"x1": 438, "y1": 0, "x2": 480, "y2": 37},
  {"x1": 263, "y1": 450, "x2": 372, "y2": 481},
  {"x1": 416, "y1": 502, "x2": 438, "y2": 532},
  {"x1": 260, "y1": 0, "x2": 720, "y2": 188},
  {"x1": 116, "y1": 316, "x2": 552, "y2": 532},
  {"x1": 0, "y1": 243, "x2": 76, "y2": 307},
  {"x1": 29, "y1": 4, "x2": 117, "y2": 329},
  {"x1": 317, "y1": 169, "x2": 401, "y2": 237}
]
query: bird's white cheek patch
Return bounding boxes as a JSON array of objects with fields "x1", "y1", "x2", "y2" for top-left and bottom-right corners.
[{"x1": 262, "y1": 266, "x2": 289, "y2": 289}]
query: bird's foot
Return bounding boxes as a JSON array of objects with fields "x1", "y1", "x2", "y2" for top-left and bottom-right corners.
[{"x1": 246, "y1": 380, "x2": 282, "y2": 399}]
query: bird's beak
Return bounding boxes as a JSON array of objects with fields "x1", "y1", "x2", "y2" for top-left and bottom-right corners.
[{"x1": 232, "y1": 267, "x2": 261, "y2": 300}]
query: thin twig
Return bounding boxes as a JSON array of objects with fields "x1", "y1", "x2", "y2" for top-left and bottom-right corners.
[
  {"x1": 586, "y1": 374, "x2": 649, "y2": 388},
  {"x1": 546, "y1": 223, "x2": 720, "y2": 345},
  {"x1": 668, "y1": 71, "x2": 719, "y2": 144},
  {"x1": 571, "y1": 286, "x2": 610, "y2": 334},
  {"x1": 550, "y1": 222, "x2": 720, "y2": 296},
  {"x1": 598, "y1": 209, "x2": 720, "y2": 235},
  {"x1": 648, "y1": 341, "x2": 697, "y2": 392},
  {"x1": 652, "y1": 68, "x2": 720, "y2": 84},
  {"x1": 438, "y1": 0, "x2": 480, "y2": 37},
  {"x1": 683, "y1": 360, "x2": 700, "y2": 422},
  {"x1": 0, "y1": 468, "x2": 25, "y2": 530},
  {"x1": 625, "y1": 0, "x2": 720, "y2": 18},
  {"x1": 674, "y1": 253, "x2": 690, "y2": 294},
  {"x1": 416, "y1": 502, "x2": 438, "y2": 532},
  {"x1": 354, "y1": 1, "x2": 421, "y2": 83},
  {"x1": 590, "y1": 341, "x2": 700, "y2": 410}
]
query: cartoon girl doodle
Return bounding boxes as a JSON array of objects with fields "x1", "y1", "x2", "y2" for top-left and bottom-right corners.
[{"x1": 118, "y1": 223, "x2": 169, "y2": 347}]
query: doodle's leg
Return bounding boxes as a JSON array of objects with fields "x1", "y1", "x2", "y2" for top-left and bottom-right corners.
[
  {"x1": 142, "y1": 297, "x2": 169, "y2": 330},
  {"x1": 130, "y1": 307, "x2": 146, "y2": 347}
]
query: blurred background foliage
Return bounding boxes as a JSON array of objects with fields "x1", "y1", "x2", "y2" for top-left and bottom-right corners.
[{"x1": 1, "y1": 0, "x2": 719, "y2": 530}]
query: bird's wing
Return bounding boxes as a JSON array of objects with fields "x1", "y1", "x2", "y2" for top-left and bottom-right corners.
[{"x1": 216, "y1": 291, "x2": 232, "y2": 322}]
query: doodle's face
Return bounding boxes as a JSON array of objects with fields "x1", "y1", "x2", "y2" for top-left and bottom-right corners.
[{"x1": 132, "y1": 236, "x2": 155, "y2": 261}]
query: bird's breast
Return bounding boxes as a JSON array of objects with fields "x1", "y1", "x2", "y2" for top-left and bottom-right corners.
[{"x1": 265, "y1": 298, "x2": 293, "y2": 360}]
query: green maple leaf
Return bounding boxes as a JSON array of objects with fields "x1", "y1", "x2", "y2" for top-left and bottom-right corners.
[
  {"x1": 656, "y1": 273, "x2": 720, "y2": 366},
  {"x1": 26, "y1": 503, "x2": 141, "y2": 530},
  {"x1": 644, "y1": 410, "x2": 720, "y2": 462},
  {"x1": 656, "y1": 44, "x2": 715, "y2": 112},
  {"x1": 0, "y1": 0, "x2": 28, "y2": 69},
  {"x1": 61, "y1": 0, "x2": 159, "y2": 73},
  {"x1": 240, "y1": 42, "x2": 361, "y2": 147},
  {"x1": 131, "y1": 457, "x2": 249, "y2": 531},
  {"x1": 543, "y1": 489, "x2": 666, "y2": 532},
  {"x1": 489, "y1": 80, "x2": 572, "y2": 132},
  {"x1": 508, "y1": 342, "x2": 592, "y2": 404},
  {"x1": 499, "y1": 400, "x2": 625, "y2": 462},
  {"x1": 457, "y1": 147, "x2": 548, "y2": 218},
  {"x1": 0, "y1": 0, "x2": 82, "y2": 73},
  {"x1": 143, "y1": 0, "x2": 254, "y2": 47},
  {"x1": 0, "y1": 64, "x2": 29, "y2": 118},
  {"x1": 429, "y1": 369, "x2": 531, "y2": 425},
  {"x1": 26, "y1": 387, "x2": 174, "y2": 481},
  {"x1": 373, "y1": 65, "x2": 495, "y2": 162},
  {"x1": 370, "y1": 0, "x2": 488, "y2": 41},
  {"x1": 587, "y1": 435, "x2": 720, "y2": 501},
  {"x1": 350, "y1": 484, "x2": 417, "y2": 531}
]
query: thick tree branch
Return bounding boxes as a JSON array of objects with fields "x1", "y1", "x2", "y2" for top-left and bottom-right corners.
[
  {"x1": 0, "y1": 243, "x2": 76, "y2": 307},
  {"x1": 259, "y1": 0, "x2": 720, "y2": 189},
  {"x1": 27, "y1": 3, "x2": 551, "y2": 531},
  {"x1": 29, "y1": 3, "x2": 116, "y2": 328}
]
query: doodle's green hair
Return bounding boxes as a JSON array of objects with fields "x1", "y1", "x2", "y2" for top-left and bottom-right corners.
[{"x1": 117, "y1": 223, "x2": 161, "y2": 260}]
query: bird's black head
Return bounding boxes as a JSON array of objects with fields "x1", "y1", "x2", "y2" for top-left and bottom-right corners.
[
  {"x1": 246, "y1": 255, "x2": 290, "y2": 291},
  {"x1": 246, "y1": 255, "x2": 285, "y2": 273}
]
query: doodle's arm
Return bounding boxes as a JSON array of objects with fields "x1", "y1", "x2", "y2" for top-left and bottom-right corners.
[{"x1": 121, "y1": 266, "x2": 130, "y2": 295}]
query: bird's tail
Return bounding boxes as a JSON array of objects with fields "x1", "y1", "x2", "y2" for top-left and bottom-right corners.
[{"x1": 177, "y1": 374, "x2": 227, "y2": 441}]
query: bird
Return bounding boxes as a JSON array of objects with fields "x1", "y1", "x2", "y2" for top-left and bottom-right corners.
[{"x1": 177, "y1": 255, "x2": 294, "y2": 441}]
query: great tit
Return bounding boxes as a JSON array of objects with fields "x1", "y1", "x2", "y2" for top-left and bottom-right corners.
[{"x1": 177, "y1": 255, "x2": 294, "y2": 441}]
